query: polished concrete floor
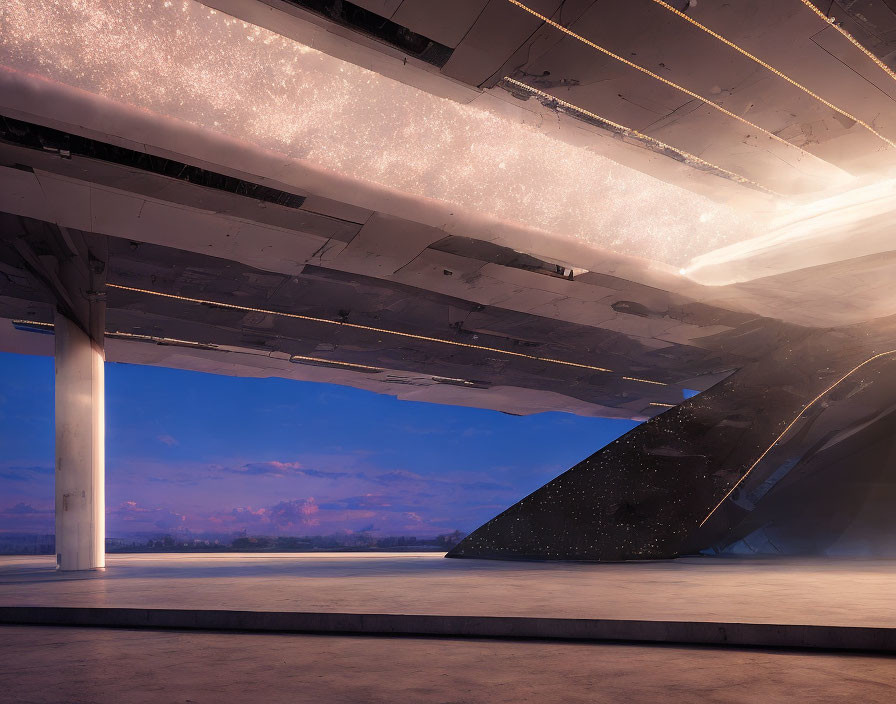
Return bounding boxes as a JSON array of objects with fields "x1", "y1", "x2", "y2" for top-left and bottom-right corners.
[
  {"x1": 2, "y1": 553, "x2": 896, "y2": 626},
  {"x1": 1, "y1": 625, "x2": 894, "y2": 704}
]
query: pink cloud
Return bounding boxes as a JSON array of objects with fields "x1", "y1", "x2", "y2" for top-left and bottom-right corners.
[{"x1": 107, "y1": 500, "x2": 186, "y2": 531}]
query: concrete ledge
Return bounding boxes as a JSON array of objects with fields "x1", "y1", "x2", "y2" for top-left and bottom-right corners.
[{"x1": 1, "y1": 606, "x2": 895, "y2": 652}]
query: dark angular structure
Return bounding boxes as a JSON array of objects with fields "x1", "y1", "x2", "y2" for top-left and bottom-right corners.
[{"x1": 450, "y1": 318, "x2": 896, "y2": 561}]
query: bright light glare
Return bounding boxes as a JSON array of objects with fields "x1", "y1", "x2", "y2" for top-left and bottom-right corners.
[
  {"x1": 0, "y1": 0, "x2": 762, "y2": 267},
  {"x1": 685, "y1": 179, "x2": 896, "y2": 284}
]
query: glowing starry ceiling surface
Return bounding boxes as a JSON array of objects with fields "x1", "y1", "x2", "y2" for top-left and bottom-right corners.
[{"x1": 0, "y1": 0, "x2": 774, "y2": 268}]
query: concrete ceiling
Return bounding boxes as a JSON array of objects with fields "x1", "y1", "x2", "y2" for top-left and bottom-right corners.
[{"x1": 1, "y1": 0, "x2": 896, "y2": 418}]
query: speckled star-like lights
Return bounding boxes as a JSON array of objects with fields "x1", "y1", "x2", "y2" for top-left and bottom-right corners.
[{"x1": 0, "y1": 0, "x2": 762, "y2": 266}]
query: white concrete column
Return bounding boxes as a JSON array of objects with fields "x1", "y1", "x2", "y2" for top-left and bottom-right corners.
[{"x1": 55, "y1": 312, "x2": 105, "y2": 571}]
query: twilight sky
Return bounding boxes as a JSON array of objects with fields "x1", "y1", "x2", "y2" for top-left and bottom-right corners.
[{"x1": 0, "y1": 351, "x2": 639, "y2": 538}]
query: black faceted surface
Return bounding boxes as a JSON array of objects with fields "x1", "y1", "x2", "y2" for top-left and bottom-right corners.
[{"x1": 449, "y1": 321, "x2": 896, "y2": 561}]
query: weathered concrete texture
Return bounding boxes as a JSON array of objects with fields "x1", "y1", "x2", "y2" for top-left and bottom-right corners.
[
  {"x1": 2, "y1": 626, "x2": 895, "y2": 704},
  {"x1": 2, "y1": 554, "x2": 895, "y2": 628},
  {"x1": 54, "y1": 312, "x2": 105, "y2": 572}
]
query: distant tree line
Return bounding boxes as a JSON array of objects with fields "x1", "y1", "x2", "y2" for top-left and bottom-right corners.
[
  {"x1": 0, "y1": 533, "x2": 55, "y2": 555},
  {"x1": 0, "y1": 530, "x2": 468, "y2": 554},
  {"x1": 113, "y1": 530, "x2": 466, "y2": 553}
]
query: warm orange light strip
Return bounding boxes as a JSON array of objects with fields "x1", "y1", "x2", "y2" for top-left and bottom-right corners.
[
  {"x1": 289, "y1": 354, "x2": 383, "y2": 372},
  {"x1": 649, "y1": 401, "x2": 676, "y2": 407},
  {"x1": 649, "y1": 0, "x2": 896, "y2": 150},
  {"x1": 798, "y1": 0, "x2": 896, "y2": 85},
  {"x1": 12, "y1": 319, "x2": 217, "y2": 348},
  {"x1": 107, "y1": 330, "x2": 219, "y2": 348},
  {"x1": 12, "y1": 319, "x2": 53, "y2": 328},
  {"x1": 105, "y1": 283, "x2": 670, "y2": 385},
  {"x1": 503, "y1": 77, "x2": 781, "y2": 196},
  {"x1": 698, "y1": 348, "x2": 896, "y2": 528},
  {"x1": 505, "y1": 0, "x2": 822, "y2": 158},
  {"x1": 623, "y1": 376, "x2": 668, "y2": 386}
]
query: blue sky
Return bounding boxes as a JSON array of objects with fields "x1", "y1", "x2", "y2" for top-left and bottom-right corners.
[{"x1": 0, "y1": 351, "x2": 639, "y2": 537}]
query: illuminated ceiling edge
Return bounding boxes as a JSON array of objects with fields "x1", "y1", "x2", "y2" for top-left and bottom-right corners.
[
  {"x1": 0, "y1": 67, "x2": 703, "y2": 297},
  {"x1": 4, "y1": 76, "x2": 891, "y2": 326}
]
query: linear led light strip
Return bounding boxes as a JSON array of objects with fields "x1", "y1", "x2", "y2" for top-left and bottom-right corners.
[
  {"x1": 624, "y1": 376, "x2": 667, "y2": 386},
  {"x1": 289, "y1": 354, "x2": 383, "y2": 372},
  {"x1": 798, "y1": 0, "x2": 896, "y2": 85},
  {"x1": 107, "y1": 330, "x2": 218, "y2": 348},
  {"x1": 698, "y1": 347, "x2": 896, "y2": 528},
  {"x1": 14, "y1": 320, "x2": 460, "y2": 377},
  {"x1": 650, "y1": 0, "x2": 896, "y2": 150},
  {"x1": 503, "y1": 77, "x2": 781, "y2": 196},
  {"x1": 12, "y1": 319, "x2": 218, "y2": 348},
  {"x1": 105, "y1": 283, "x2": 668, "y2": 385},
  {"x1": 506, "y1": 0, "x2": 824, "y2": 157}
]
